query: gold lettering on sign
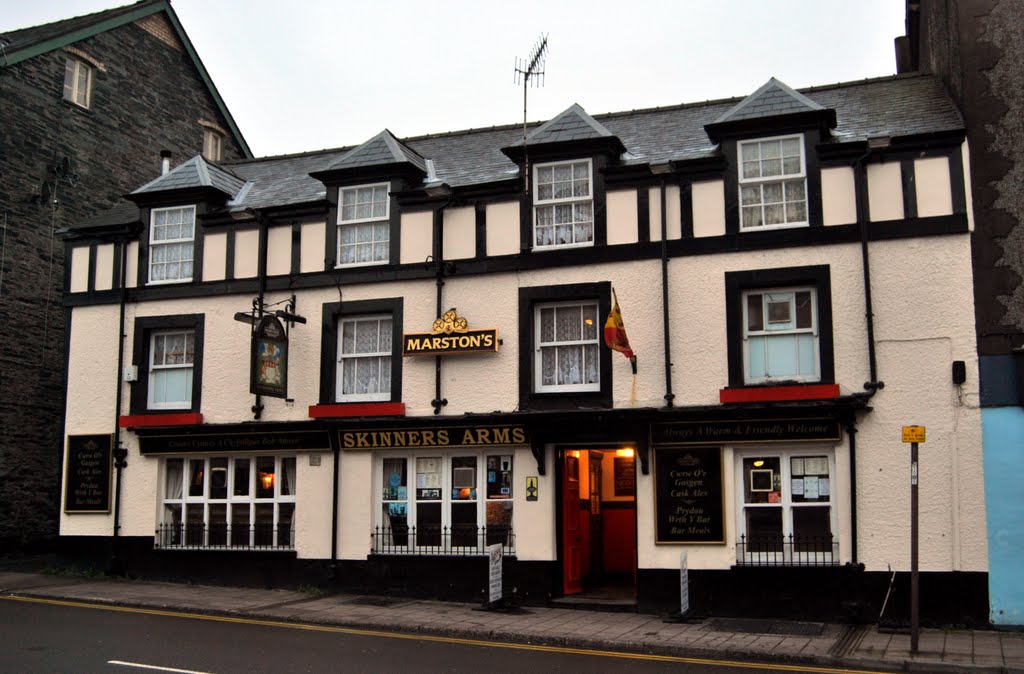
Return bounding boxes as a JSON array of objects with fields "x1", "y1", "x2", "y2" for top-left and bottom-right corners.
[{"x1": 341, "y1": 426, "x2": 527, "y2": 451}]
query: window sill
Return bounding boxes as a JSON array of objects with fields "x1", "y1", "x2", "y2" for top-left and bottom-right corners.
[
  {"x1": 719, "y1": 384, "x2": 839, "y2": 404},
  {"x1": 119, "y1": 412, "x2": 203, "y2": 428},
  {"x1": 308, "y1": 402, "x2": 406, "y2": 419}
]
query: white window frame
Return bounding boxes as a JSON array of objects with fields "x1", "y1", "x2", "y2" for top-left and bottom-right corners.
[
  {"x1": 148, "y1": 205, "x2": 196, "y2": 285},
  {"x1": 159, "y1": 455, "x2": 297, "y2": 550},
  {"x1": 734, "y1": 447, "x2": 838, "y2": 565},
  {"x1": 336, "y1": 314, "x2": 392, "y2": 402},
  {"x1": 337, "y1": 182, "x2": 390, "y2": 268},
  {"x1": 533, "y1": 159, "x2": 594, "y2": 249},
  {"x1": 534, "y1": 300, "x2": 601, "y2": 393},
  {"x1": 738, "y1": 134, "x2": 808, "y2": 231},
  {"x1": 147, "y1": 329, "x2": 195, "y2": 410},
  {"x1": 63, "y1": 58, "x2": 91, "y2": 108},
  {"x1": 202, "y1": 129, "x2": 223, "y2": 161},
  {"x1": 741, "y1": 286, "x2": 820, "y2": 384},
  {"x1": 375, "y1": 451, "x2": 514, "y2": 554}
]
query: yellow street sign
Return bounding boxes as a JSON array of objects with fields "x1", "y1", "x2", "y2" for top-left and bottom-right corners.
[{"x1": 902, "y1": 426, "x2": 926, "y2": 443}]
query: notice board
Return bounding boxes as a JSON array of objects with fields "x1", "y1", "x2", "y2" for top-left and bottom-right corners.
[
  {"x1": 64, "y1": 434, "x2": 113, "y2": 513},
  {"x1": 654, "y1": 446, "x2": 725, "y2": 544}
]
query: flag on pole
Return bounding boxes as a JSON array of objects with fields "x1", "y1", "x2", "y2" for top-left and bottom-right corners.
[{"x1": 605, "y1": 288, "x2": 637, "y2": 375}]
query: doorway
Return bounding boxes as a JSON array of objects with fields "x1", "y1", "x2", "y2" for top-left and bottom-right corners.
[{"x1": 560, "y1": 448, "x2": 637, "y2": 602}]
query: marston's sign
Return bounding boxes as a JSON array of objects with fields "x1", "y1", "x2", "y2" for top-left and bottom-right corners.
[
  {"x1": 341, "y1": 425, "x2": 527, "y2": 450},
  {"x1": 651, "y1": 418, "x2": 841, "y2": 446},
  {"x1": 403, "y1": 308, "x2": 498, "y2": 357}
]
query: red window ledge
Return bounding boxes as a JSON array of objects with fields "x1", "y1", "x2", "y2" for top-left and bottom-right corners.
[
  {"x1": 308, "y1": 402, "x2": 406, "y2": 419},
  {"x1": 119, "y1": 413, "x2": 204, "y2": 428},
  {"x1": 720, "y1": 384, "x2": 840, "y2": 404}
]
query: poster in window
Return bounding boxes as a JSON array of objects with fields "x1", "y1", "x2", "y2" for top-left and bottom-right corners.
[
  {"x1": 487, "y1": 454, "x2": 513, "y2": 499},
  {"x1": 64, "y1": 434, "x2": 113, "y2": 513},
  {"x1": 251, "y1": 315, "x2": 288, "y2": 398}
]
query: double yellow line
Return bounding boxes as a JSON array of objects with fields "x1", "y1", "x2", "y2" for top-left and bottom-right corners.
[{"x1": 2, "y1": 595, "x2": 890, "y2": 674}]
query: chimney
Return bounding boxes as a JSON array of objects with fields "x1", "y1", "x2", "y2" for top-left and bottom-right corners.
[{"x1": 160, "y1": 150, "x2": 172, "y2": 176}]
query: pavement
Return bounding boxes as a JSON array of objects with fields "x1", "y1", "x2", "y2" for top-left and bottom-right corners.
[{"x1": 1, "y1": 570, "x2": 1022, "y2": 673}]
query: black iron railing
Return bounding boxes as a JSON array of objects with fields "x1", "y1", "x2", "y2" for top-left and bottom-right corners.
[
  {"x1": 371, "y1": 525, "x2": 515, "y2": 555},
  {"x1": 736, "y1": 534, "x2": 838, "y2": 567},
  {"x1": 155, "y1": 522, "x2": 294, "y2": 550}
]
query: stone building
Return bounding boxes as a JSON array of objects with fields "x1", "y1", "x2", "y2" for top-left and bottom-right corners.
[
  {"x1": 899, "y1": 0, "x2": 1024, "y2": 627},
  {"x1": 0, "y1": 0, "x2": 249, "y2": 551}
]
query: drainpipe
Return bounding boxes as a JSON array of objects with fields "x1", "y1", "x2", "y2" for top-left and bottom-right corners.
[
  {"x1": 844, "y1": 419, "x2": 860, "y2": 566},
  {"x1": 109, "y1": 235, "x2": 130, "y2": 576},
  {"x1": 235, "y1": 208, "x2": 270, "y2": 419},
  {"x1": 329, "y1": 428, "x2": 340, "y2": 580},
  {"x1": 651, "y1": 162, "x2": 675, "y2": 407},
  {"x1": 426, "y1": 189, "x2": 453, "y2": 415}
]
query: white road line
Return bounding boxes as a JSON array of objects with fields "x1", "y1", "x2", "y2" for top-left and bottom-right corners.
[{"x1": 108, "y1": 661, "x2": 214, "y2": 674}]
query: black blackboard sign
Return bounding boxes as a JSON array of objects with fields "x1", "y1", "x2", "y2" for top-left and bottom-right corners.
[
  {"x1": 64, "y1": 434, "x2": 113, "y2": 513},
  {"x1": 613, "y1": 457, "x2": 635, "y2": 496},
  {"x1": 654, "y1": 446, "x2": 725, "y2": 544}
]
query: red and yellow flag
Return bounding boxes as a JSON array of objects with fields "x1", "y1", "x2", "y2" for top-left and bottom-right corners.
[{"x1": 604, "y1": 288, "x2": 637, "y2": 375}]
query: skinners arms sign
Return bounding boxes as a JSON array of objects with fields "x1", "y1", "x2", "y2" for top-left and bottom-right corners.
[
  {"x1": 341, "y1": 425, "x2": 527, "y2": 450},
  {"x1": 403, "y1": 308, "x2": 498, "y2": 356}
]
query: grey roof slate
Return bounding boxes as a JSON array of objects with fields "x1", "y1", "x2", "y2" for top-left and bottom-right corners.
[
  {"x1": 509, "y1": 103, "x2": 618, "y2": 146},
  {"x1": 131, "y1": 155, "x2": 246, "y2": 197},
  {"x1": 78, "y1": 202, "x2": 141, "y2": 230},
  {"x1": 0, "y1": 0, "x2": 159, "y2": 55},
  {"x1": 97, "y1": 74, "x2": 962, "y2": 220},
  {"x1": 714, "y1": 77, "x2": 825, "y2": 124},
  {"x1": 326, "y1": 130, "x2": 427, "y2": 173}
]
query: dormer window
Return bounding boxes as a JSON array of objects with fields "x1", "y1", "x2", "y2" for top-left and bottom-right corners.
[
  {"x1": 63, "y1": 58, "x2": 92, "y2": 108},
  {"x1": 338, "y1": 183, "x2": 390, "y2": 266},
  {"x1": 739, "y1": 135, "x2": 807, "y2": 230},
  {"x1": 148, "y1": 205, "x2": 195, "y2": 284},
  {"x1": 533, "y1": 159, "x2": 593, "y2": 248}
]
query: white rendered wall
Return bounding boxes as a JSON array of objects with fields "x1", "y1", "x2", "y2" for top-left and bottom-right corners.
[
  {"x1": 486, "y1": 202, "x2": 519, "y2": 256},
  {"x1": 915, "y1": 157, "x2": 953, "y2": 218},
  {"x1": 233, "y1": 229, "x2": 258, "y2": 278},
  {"x1": 821, "y1": 166, "x2": 857, "y2": 226},
  {"x1": 648, "y1": 186, "x2": 661, "y2": 242},
  {"x1": 70, "y1": 246, "x2": 90, "y2": 293},
  {"x1": 94, "y1": 244, "x2": 114, "y2": 291},
  {"x1": 301, "y1": 222, "x2": 326, "y2": 273},
  {"x1": 868, "y1": 162, "x2": 905, "y2": 221},
  {"x1": 443, "y1": 206, "x2": 475, "y2": 260},
  {"x1": 125, "y1": 241, "x2": 138, "y2": 288},
  {"x1": 202, "y1": 232, "x2": 227, "y2": 281},
  {"x1": 401, "y1": 211, "x2": 433, "y2": 264},
  {"x1": 606, "y1": 190, "x2": 639, "y2": 245},
  {"x1": 266, "y1": 225, "x2": 292, "y2": 276},
  {"x1": 692, "y1": 180, "x2": 726, "y2": 237}
]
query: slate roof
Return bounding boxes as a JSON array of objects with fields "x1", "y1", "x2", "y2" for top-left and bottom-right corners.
[
  {"x1": 0, "y1": 0, "x2": 252, "y2": 158},
  {"x1": 326, "y1": 130, "x2": 427, "y2": 173},
  {"x1": 713, "y1": 77, "x2": 825, "y2": 124},
  {"x1": 131, "y1": 155, "x2": 246, "y2": 198},
  {"x1": 511, "y1": 103, "x2": 619, "y2": 146},
  {"x1": 84, "y1": 73, "x2": 963, "y2": 223}
]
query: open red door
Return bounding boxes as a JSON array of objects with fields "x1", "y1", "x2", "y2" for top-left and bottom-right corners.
[{"x1": 562, "y1": 451, "x2": 583, "y2": 595}]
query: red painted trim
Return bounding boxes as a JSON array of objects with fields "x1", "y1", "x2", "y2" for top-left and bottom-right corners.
[
  {"x1": 719, "y1": 384, "x2": 840, "y2": 404},
  {"x1": 118, "y1": 413, "x2": 204, "y2": 428},
  {"x1": 308, "y1": 402, "x2": 407, "y2": 418}
]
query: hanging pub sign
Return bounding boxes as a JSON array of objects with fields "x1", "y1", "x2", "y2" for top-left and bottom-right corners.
[
  {"x1": 64, "y1": 434, "x2": 113, "y2": 513},
  {"x1": 251, "y1": 315, "x2": 288, "y2": 398},
  {"x1": 403, "y1": 308, "x2": 498, "y2": 357}
]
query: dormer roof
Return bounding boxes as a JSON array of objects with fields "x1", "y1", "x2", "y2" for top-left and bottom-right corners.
[
  {"x1": 704, "y1": 77, "x2": 837, "y2": 143},
  {"x1": 129, "y1": 155, "x2": 247, "y2": 201},
  {"x1": 502, "y1": 103, "x2": 626, "y2": 161},
  {"x1": 311, "y1": 129, "x2": 427, "y2": 184}
]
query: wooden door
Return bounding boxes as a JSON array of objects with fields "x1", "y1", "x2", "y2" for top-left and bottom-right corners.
[{"x1": 562, "y1": 452, "x2": 583, "y2": 595}]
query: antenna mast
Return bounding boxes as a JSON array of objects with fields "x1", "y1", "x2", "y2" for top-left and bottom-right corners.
[{"x1": 514, "y1": 34, "x2": 548, "y2": 197}]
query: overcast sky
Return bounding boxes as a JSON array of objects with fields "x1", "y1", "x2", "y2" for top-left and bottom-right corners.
[{"x1": 3, "y1": 1, "x2": 907, "y2": 157}]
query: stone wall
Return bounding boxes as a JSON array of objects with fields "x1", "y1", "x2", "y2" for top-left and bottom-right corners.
[{"x1": 0, "y1": 17, "x2": 247, "y2": 550}]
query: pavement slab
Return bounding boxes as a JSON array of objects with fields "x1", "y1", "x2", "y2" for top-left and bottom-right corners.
[{"x1": 3, "y1": 571, "x2": 1023, "y2": 672}]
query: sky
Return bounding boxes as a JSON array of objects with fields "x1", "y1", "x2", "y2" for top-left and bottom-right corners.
[{"x1": 1, "y1": 1, "x2": 908, "y2": 158}]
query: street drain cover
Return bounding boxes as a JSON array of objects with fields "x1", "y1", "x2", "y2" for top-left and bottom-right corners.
[{"x1": 705, "y1": 618, "x2": 824, "y2": 636}]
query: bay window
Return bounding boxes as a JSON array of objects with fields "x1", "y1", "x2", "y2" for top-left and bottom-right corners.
[
  {"x1": 376, "y1": 452, "x2": 514, "y2": 554},
  {"x1": 158, "y1": 455, "x2": 296, "y2": 550}
]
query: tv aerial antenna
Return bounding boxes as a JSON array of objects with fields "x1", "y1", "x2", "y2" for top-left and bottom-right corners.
[{"x1": 514, "y1": 34, "x2": 548, "y2": 196}]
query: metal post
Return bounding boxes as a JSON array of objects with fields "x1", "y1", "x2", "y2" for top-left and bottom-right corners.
[{"x1": 910, "y1": 440, "x2": 919, "y2": 654}]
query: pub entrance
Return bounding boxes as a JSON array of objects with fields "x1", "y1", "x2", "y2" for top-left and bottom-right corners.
[{"x1": 558, "y1": 448, "x2": 637, "y2": 607}]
